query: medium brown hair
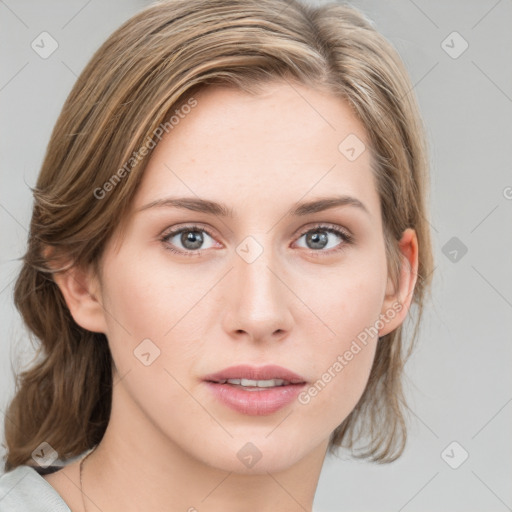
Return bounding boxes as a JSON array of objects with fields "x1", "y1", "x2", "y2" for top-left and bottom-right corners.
[{"x1": 4, "y1": 0, "x2": 433, "y2": 470}]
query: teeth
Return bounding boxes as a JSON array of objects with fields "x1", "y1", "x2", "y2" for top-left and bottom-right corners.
[{"x1": 225, "y1": 378, "x2": 287, "y2": 387}]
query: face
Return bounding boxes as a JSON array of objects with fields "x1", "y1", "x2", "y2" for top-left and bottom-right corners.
[{"x1": 79, "y1": 81, "x2": 410, "y2": 474}]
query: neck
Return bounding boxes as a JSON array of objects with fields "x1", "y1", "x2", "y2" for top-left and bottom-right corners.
[{"x1": 83, "y1": 380, "x2": 328, "y2": 512}]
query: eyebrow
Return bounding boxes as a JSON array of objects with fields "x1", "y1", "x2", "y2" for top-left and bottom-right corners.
[{"x1": 137, "y1": 194, "x2": 369, "y2": 217}]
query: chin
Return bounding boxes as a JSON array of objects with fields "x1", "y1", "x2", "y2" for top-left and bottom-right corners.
[{"x1": 189, "y1": 428, "x2": 324, "y2": 475}]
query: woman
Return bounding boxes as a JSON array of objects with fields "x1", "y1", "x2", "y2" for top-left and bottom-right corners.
[{"x1": 0, "y1": 0, "x2": 433, "y2": 510}]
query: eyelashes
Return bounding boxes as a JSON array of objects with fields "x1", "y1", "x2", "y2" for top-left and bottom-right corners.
[
  {"x1": 160, "y1": 223, "x2": 354, "y2": 257},
  {"x1": 294, "y1": 225, "x2": 353, "y2": 254},
  {"x1": 160, "y1": 223, "x2": 218, "y2": 257}
]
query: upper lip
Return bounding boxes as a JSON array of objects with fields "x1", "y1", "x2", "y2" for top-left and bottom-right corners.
[{"x1": 203, "y1": 364, "x2": 306, "y2": 384}]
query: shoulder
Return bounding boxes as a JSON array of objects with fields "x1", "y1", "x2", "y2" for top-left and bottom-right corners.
[{"x1": 0, "y1": 465, "x2": 71, "y2": 512}]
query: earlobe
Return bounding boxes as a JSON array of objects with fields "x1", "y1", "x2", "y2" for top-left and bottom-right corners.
[
  {"x1": 378, "y1": 228, "x2": 419, "y2": 337},
  {"x1": 51, "y1": 261, "x2": 108, "y2": 334}
]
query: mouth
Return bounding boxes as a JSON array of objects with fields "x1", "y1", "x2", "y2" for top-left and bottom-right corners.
[
  {"x1": 209, "y1": 377, "x2": 298, "y2": 390},
  {"x1": 203, "y1": 365, "x2": 307, "y2": 415}
]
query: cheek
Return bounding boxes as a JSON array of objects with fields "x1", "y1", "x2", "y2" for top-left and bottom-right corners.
[
  {"x1": 99, "y1": 247, "x2": 208, "y2": 342},
  {"x1": 97, "y1": 250, "x2": 205, "y2": 428},
  {"x1": 302, "y1": 251, "x2": 388, "y2": 348},
  {"x1": 97, "y1": 247, "x2": 213, "y2": 399},
  {"x1": 295, "y1": 331, "x2": 379, "y2": 444},
  {"x1": 295, "y1": 256, "x2": 387, "y2": 430}
]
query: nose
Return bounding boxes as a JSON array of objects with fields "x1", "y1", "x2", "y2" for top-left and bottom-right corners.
[{"x1": 222, "y1": 242, "x2": 294, "y2": 344}]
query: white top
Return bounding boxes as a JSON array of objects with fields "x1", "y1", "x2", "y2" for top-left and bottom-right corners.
[{"x1": 0, "y1": 465, "x2": 70, "y2": 511}]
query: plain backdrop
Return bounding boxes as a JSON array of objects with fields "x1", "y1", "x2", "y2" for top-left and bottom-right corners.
[{"x1": 1, "y1": 1, "x2": 511, "y2": 511}]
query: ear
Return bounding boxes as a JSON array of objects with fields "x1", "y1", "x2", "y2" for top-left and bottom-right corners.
[
  {"x1": 49, "y1": 254, "x2": 108, "y2": 334},
  {"x1": 378, "y1": 228, "x2": 419, "y2": 337}
]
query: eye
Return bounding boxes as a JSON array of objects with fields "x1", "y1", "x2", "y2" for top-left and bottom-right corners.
[
  {"x1": 161, "y1": 224, "x2": 218, "y2": 256},
  {"x1": 294, "y1": 224, "x2": 353, "y2": 254},
  {"x1": 160, "y1": 223, "x2": 353, "y2": 257}
]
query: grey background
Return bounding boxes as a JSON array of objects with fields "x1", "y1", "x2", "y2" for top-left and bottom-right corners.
[{"x1": 1, "y1": 1, "x2": 511, "y2": 511}]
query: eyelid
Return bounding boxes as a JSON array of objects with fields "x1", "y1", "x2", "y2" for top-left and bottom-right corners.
[
  {"x1": 295, "y1": 222, "x2": 353, "y2": 239},
  {"x1": 160, "y1": 222, "x2": 217, "y2": 239},
  {"x1": 159, "y1": 223, "x2": 221, "y2": 255},
  {"x1": 292, "y1": 222, "x2": 354, "y2": 254}
]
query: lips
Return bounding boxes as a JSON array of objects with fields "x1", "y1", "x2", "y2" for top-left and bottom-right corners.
[
  {"x1": 203, "y1": 365, "x2": 307, "y2": 416},
  {"x1": 204, "y1": 364, "x2": 306, "y2": 384}
]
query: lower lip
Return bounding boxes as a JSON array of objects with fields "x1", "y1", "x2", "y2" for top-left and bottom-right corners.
[{"x1": 205, "y1": 382, "x2": 306, "y2": 416}]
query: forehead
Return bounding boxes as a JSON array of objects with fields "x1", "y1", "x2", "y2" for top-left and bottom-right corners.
[{"x1": 132, "y1": 80, "x2": 380, "y2": 220}]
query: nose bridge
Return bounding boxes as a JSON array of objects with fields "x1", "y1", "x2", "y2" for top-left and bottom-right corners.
[{"x1": 225, "y1": 236, "x2": 292, "y2": 340}]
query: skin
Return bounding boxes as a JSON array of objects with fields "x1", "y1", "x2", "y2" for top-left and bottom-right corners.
[{"x1": 45, "y1": 80, "x2": 418, "y2": 512}]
